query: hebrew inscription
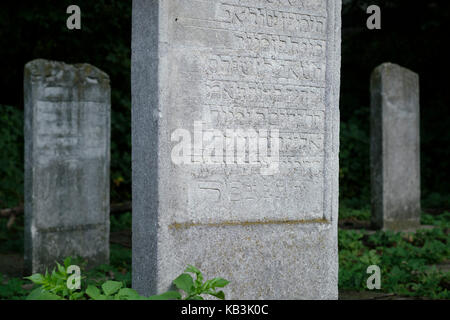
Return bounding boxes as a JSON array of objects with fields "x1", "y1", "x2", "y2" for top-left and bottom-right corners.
[{"x1": 169, "y1": 0, "x2": 329, "y2": 223}]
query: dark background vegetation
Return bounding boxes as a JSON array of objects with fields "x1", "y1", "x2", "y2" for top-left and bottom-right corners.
[
  {"x1": 340, "y1": 0, "x2": 450, "y2": 209},
  {"x1": 0, "y1": 0, "x2": 449, "y2": 210}
]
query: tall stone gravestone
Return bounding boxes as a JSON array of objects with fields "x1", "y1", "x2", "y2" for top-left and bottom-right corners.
[
  {"x1": 370, "y1": 63, "x2": 421, "y2": 230},
  {"x1": 132, "y1": 0, "x2": 341, "y2": 299},
  {"x1": 24, "y1": 59, "x2": 110, "y2": 274}
]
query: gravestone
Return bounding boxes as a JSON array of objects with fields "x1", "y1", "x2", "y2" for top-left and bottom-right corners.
[
  {"x1": 370, "y1": 63, "x2": 421, "y2": 230},
  {"x1": 24, "y1": 59, "x2": 110, "y2": 274},
  {"x1": 132, "y1": 0, "x2": 341, "y2": 299}
]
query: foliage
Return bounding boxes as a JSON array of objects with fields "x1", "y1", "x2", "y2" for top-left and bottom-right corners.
[
  {"x1": 150, "y1": 265, "x2": 230, "y2": 300},
  {"x1": 339, "y1": 206, "x2": 370, "y2": 221},
  {"x1": 339, "y1": 111, "x2": 370, "y2": 209},
  {"x1": 110, "y1": 212, "x2": 132, "y2": 233},
  {"x1": 339, "y1": 212, "x2": 450, "y2": 298},
  {"x1": 85, "y1": 280, "x2": 144, "y2": 300},
  {"x1": 2, "y1": 210, "x2": 449, "y2": 300},
  {"x1": 422, "y1": 193, "x2": 450, "y2": 210},
  {"x1": 23, "y1": 258, "x2": 229, "y2": 300},
  {"x1": 0, "y1": 212, "x2": 24, "y2": 254},
  {"x1": 24, "y1": 257, "x2": 85, "y2": 300},
  {"x1": 421, "y1": 211, "x2": 450, "y2": 227},
  {"x1": 0, "y1": 105, "x2": 23, "y2": 208},
  {"x1": 89, "y1": 245, "x2": 132, "y2": 288},
  {"x1": 84, "y1": 265, "x2": 230, "y2": 300},
  {"x1": 0, "y1": 273, "x2": 28, "y2": 300}
]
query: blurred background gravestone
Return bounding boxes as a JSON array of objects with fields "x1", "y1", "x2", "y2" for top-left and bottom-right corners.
[
  {"x1": 24, "y1": 59, "x2": 110, "y2": 274},
  {"x1": 132, "y1": 0, "x2": 341, "y2": 299},
  {"x1": 370, "y1": 62, "x2": 421, "y2": 231}
]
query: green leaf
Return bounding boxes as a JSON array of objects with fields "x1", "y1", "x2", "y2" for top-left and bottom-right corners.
[
  {"x1": 63, "y1": 257, "x2": 72, "y2": 269},
  {"x1": 185, "y1": 265, "x2": 201, "y2": 275},
  {"x1": 185, "y1": 265, "x2": 203, "y2": 286},
  {"x1": 148, "y1": 291, "x2": 182, "y2": 300},
  {"x1": 208, "y1": 290, "x2": 225, "y2": 300},
  {"x1": 70, "y1": 292, "x2": 85, "y2": 300},
  {"x1": 24, "y1": 273, "x2": 45, "y2": 285},
  {"x1": 26, "y1": 287, "x2": 62, "y2": 300},
  {"x1": 116, "y1": 288, "x2": 142, "y2": 300},
  {"x1": 202, "y1": 278, "x2": 230, "y2": 291},
  {"x1": 86, "y1": 285, "x2": 103, "y2": 300},
  {"x1": 210, "y1": 278, "x2": 229, "y2": 288},
  {"x1": 101, "y1": 281, "x2": 123, "y2": 296},
  {"x1": 188, "y1": 295, "x2": 204, "y2": 300},
  {"x1": 173, "y1": 273, "x2": 194, "y2": 294},
  {"x1": 52, "y1": 272, "x2": 66, "y2": 281},
  {"x1": 56, "y1": 262, "x2": 66, "y2": 275}
]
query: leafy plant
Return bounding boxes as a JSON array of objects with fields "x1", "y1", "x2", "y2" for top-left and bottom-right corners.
[
  {"x1": 24, "y1": 259, "x2": 229, "y2": 300},
  {"x1": 149, "y1": 265, "x2": 230, "y2": 300},
  {"x1": 24, "y1": 257, "x2": 85, "y2": 300},
  {"x1": 86, "y1": 280, "x2": 143, "y2": 300}
]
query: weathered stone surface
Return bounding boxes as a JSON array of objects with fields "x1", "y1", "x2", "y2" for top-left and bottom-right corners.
[
  {"x1": 24, "y1": 59, "x2": 110, "y2": 274},
  {"x1": 132, "y1": 0, "x2": 341, "y2": 299},
  {"x1": 370, "y1": 63, "x2": 421, "y2": 231}
]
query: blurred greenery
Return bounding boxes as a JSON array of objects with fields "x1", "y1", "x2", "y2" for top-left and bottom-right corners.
[
  {"x1": 339, "y1": 206, "x2": 371, "y2": 221},
  {"x1": 110, "y1": 212, "x2": 131, "y2": 233},
  {"x1": 0, "y1": 212, "x2": 23, "y2": 254},
  {"x1": 0, "y1": 1, "x2": 131, "y2": 206},
  {"x1": 0, "y1": 1, "x2": 449, "y2": 209},
  {"x1": 0, "y1": 106, "x2": 23, "y2": 208}
]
